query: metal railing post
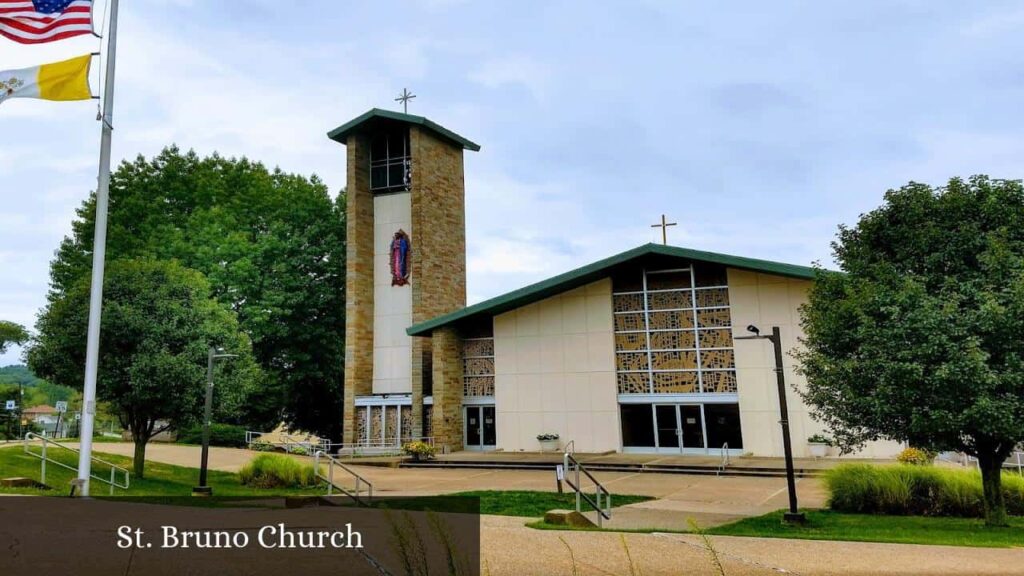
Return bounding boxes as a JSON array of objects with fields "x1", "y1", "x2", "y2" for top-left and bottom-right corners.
[
  {"x1": 41, "y1": 439, "x2": 46, "y2": 485},
  {"x1": 110, "y1": 467, "x2": 115, "y2": 495}
]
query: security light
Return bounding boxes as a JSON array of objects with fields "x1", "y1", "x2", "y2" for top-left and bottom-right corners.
[{"x1": 747, "y1": 325, "x2": 760, "y2": 336}]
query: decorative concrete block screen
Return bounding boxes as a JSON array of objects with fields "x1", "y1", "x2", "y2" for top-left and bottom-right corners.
[
  {"x1": 613, "y1": 263, "x2": 737, "y2": 394},
  {"x1": 463, "y1": 337, "x2": 495, "y2": 397}
]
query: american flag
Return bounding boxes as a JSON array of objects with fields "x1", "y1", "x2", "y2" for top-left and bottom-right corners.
[{"x1": 0, "y1": 0, "x2": 93, "y2": 44}]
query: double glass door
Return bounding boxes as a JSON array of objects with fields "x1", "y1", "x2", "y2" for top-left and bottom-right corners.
[
  {"x1": 654, "y1": 404, "x2": 705, "y2": 452},
  {"x1": 464, "y1": 405, "x2": 496, "y2": 450}
]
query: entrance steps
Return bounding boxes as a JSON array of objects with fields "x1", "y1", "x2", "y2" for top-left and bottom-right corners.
[{"x1": 395, "y1": 456, "x2": 825, "y2": 478}]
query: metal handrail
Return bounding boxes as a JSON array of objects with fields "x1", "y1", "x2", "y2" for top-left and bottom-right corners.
[
  {"x1": 23, "y1": 432, "x2": 130, "y2": 495},
  {"x1": 564, "y1": 440, "x2": 575, "y2": 455},
  {"x1": 314, "y1": 450, "x2": 373, "y2": 505},
  {"x1": 719, "y1": 442, "x2": 730, "y2": 475},
  {"x1": 563, "y1": 452, "x2": 611, "y2": 527}
]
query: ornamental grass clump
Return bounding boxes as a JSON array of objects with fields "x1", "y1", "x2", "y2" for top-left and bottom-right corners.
[
  {"x1": 239, "y1": 454, "x2": 317, "y2": 489},
  {"x1": 826, "y1": 464, "x2": 1024, "y2": 518}
]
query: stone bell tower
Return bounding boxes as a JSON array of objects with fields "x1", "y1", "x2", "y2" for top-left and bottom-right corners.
[{"x1": 328, "y1": 108, "x2": 479, "y2": 445}]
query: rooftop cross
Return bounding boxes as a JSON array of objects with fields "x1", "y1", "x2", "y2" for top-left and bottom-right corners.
[
  {"x1": 651, "y1": 214, "x2": 678, "y2": 245},
  {"x1": 395, "y1": 88, "x2": 417, "y2": 114}
]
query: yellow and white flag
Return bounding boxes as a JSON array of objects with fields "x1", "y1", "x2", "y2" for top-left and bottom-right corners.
[{"x1": 0, "y1": 54, "x2": 92, "y2": 105}]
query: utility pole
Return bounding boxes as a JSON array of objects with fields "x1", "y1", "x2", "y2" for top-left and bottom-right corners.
[{"x1": 77, "y1": 0, "x2": 120, "y2": 497}]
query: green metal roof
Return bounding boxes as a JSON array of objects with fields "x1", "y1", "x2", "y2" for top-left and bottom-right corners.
[
  {"x1": 327, "y1": 108, "x2": 481, "y2": 151},
  {"x1": 407, "y1": 243, "x2": 820, "y2": 336}
]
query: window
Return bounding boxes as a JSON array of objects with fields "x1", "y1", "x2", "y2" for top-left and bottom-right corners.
[
  {"x1": 613, "y1": 263, "x2": 737, "y2": 394},
  {"x1": 370, "y1": 128, "x2": 410, "y2": 192}
]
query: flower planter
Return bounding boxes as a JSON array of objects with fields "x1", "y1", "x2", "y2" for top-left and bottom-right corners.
[
  {"x1": 808, "y1": 442, "x2": 829, "y2": 458},
  {"x1": 539, "y1": 439, "x2": 560, "y2": 453}
]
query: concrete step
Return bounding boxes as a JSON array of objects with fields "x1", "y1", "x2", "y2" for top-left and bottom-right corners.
[{"x1": 396, "y1": 459, "x2": 822, "y2": 478}]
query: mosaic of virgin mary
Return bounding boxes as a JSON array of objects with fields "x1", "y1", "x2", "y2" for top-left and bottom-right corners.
[{"x1": 390, "y1": 230, "x2": 411, "y2": 286}]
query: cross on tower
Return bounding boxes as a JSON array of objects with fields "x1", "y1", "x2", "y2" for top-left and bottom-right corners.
[
  {"x1": 395, "y1": 88, "x2": 416, "y2": 113},
  {"x1": 651, "y1": 214, "x2": 677, "y2": 245}
]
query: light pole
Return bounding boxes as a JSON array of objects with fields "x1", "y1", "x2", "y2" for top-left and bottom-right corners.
[
  {"x1": 736, "y1": 325, "x2": 806, "y2": 525},
  {"x1": 192, "y1": 346, "x2": 237, "y2": 497}
]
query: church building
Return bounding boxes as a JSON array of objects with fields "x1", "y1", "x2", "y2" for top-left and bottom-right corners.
[{"x1": 328, "y1": 109, "x2": 899, "y2": 459}]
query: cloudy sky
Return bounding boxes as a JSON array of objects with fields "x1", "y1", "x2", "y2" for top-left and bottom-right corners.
[{"x1": 3, "y1": 0, "x2": 1024, "y2": 366}]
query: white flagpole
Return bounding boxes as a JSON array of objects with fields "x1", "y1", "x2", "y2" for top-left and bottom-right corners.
[{"x1": 77, "y1": 0, "x2": 119, "y2": 497}]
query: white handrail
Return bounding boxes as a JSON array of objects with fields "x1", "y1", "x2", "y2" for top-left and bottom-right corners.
[
  {"x1": 563, "y1": 452, "x2": 611, "y2": 527},
  {"x1": 23, "y1": 432, "x2": 130, "y2": 495},
  {"x1": 314, "y1": 450, "x2": 373, "y2": 505}
]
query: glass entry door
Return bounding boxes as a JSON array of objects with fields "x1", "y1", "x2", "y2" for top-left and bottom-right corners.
[
  {"x1": 464, "y1": 405, "x2": 496, "y2": 450},
  {"x1": 652, "y1": 404, "x2": 705, "y2": 453}
]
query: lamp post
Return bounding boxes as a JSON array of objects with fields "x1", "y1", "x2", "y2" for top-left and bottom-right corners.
[
  {"x1": 736, "y1": 325, "x2": 806, "y2": 525},
  {"x1": 192, "y1": 346, "x2": 237, "y2": 497}
]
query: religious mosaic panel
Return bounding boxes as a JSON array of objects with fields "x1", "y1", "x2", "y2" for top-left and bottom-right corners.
[
  {"x1": 369, "y1": 406, "x2": 383, "y2": 444},
  {"x1": 613, "y1": 264, "x2": 737, "y2": 395}
]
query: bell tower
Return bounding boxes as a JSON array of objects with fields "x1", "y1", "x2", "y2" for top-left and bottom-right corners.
[{"x1": 328, "y1": 108, "x2": 479, "y2": 445}]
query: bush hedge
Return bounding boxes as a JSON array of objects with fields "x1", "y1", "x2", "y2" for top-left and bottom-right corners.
[
  {"x1": 238, "y1": 454, "x2": 317, "y2": 489},
  {"x1": 176, "y1": 423, "x2": 248, "y2": 448},
  {"x1": 826, "y1": 463, "x2": 1024, "y2": 518}
]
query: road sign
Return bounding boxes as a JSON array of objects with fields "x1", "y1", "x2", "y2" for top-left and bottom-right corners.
[
  {"x1": 555, "y1": 464, "x2": 565, "y2": 481},
  {"x1": 55, "y1": 401, "x2": 68, "y2": 413},
  {"x1": 4, "y1": 400, "x2": 15, "y2": 411},
  {"x1": 75, "y1": 413, "x2": 81, "y2": 421}
]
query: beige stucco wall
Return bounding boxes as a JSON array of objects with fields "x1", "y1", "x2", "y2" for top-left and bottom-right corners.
[
  {"x1": 373, "y1": 191, "x2": 413, "y2": 394},
  {"x1": 728, "y1": 269, "x2": 902, "y2": 458},
  {"x1": 493, "y1": 278, "x2": 619, "y2": 453}
]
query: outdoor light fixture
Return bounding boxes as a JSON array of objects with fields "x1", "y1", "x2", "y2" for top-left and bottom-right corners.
[
  {"x1": 192, "y1": 346, "x2": 238, "y2": 497},
  {"x1": 735, "y1": 325, "x2": 806, "y2": 525}
]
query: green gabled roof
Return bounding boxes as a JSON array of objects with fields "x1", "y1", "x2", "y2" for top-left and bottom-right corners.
[
  {"x1": 327, "y1": 108, "x2": 481, "y2": 151},
  {"x1": 407, "y1": 243, "x2": 820, "y2": 336}
]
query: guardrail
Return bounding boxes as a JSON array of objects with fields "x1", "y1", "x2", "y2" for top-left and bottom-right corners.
[
  {"x1": 23, "y1": 432, "x2": 129, "y2": 495},
  {"x1": 718, "y1": 442, "x2": 730, "y2": 475},
  {"x1": 563, "y1": 452, "x2": 611, "y2": 527},
  {"x1": 314, "y1": 450, "x2": 373, "y2": 505}
]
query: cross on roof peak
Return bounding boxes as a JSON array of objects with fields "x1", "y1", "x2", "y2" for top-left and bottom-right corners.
[{"x1": 395, "y1": 88, "x2": 416, "y2": 114}]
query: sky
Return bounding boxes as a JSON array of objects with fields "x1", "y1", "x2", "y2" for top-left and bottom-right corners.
[{"x1": 4, "y1": 0, "x2": 1024, "y2": 366}]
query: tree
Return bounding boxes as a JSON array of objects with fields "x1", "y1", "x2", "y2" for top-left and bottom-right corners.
[
  {"x1": 48, "y1": 147, "x2": 347, "y2": 439},
  {"x1": 29, "y1": 258, "x2": 260, "y2": 478},
  {"x1": 797, "y1": 176, "x2": 1024, "y2": 526},
  {"x1": 0, "y1": 320, "x2": 28, "y2": 355}
]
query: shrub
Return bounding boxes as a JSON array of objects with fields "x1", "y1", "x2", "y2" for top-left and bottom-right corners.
[
  {"x1": 249, "y1": 441, "x2": 277, "y2": 452},
  {"x1": 536, "y1": 433, "x2": 560, "y2": 441},
  {"x1": 807, "y1": 433, "x2": 832, "y2": 445},
  {"x1": 176, "y1": 423, "x2": 247, "y2": 448},
  {"x1": 239, "y1": 454, "x2": 317, "y2": 489},
  {"x1": 402, "y1": 441, "x2": 437, "y2": 459},
  {"x1": 825, "y1": 463, "x2": 1024, "y2": 517},
  {"x1": 896, "y1": 447, "x2": 935, "y2": 466}
]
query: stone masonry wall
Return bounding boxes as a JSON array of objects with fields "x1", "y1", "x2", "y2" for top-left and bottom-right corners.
[
  {"x1": 342, "y1": 133, "x2": 375, "y2": 444},
  {"x1": 410, "y1": 126, "x2": 467, "y2": 439},
  {"x1": 431, "y1": 326, "x2": 464, "y2": 450}
]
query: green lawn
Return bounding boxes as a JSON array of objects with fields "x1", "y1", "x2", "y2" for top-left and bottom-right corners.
[
  {"x1": 708, "y1": 509, "x2": 1024, "y2": 548},
  {"x1": 448, "y1": 490, "x2": 652, "y2": 517},
  {"x1": 0, "y1": 444, "x2": 322, "y2": 498}
]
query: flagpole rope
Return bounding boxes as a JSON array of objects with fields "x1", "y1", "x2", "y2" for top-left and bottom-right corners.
[{"x1": 95, "y1": 0, "x2": 110, "y2": 117}]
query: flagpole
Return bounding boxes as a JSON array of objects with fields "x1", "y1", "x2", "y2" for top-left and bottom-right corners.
[{"x1": 77, "y1": 0, "x2": 119, "y2": 497}]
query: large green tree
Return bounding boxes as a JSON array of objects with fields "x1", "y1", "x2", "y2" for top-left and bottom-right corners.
[
  {"x1": 798, "y1": 176, "x2": 1024, "y2": 526},
  {"x1": 49, "y1": 147, "x2": 347, "y2": 439},
  {"x1": 0, "y1": 320, "x2": 28, "y2": 355},
  {"x1": 29, "y1": 258, "x2": 260, "y2": 477}
]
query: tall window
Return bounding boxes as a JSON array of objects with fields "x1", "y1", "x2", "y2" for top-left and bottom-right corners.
[
  {"x1": 463, "y1": 322, "x2": 495, "y2": 397},
  {"x1": 370, "y1": 128, "x2": 410, "y2": 192},
  {"x1": 612, "y1": 264, "x2": 737, "y2": 394}
]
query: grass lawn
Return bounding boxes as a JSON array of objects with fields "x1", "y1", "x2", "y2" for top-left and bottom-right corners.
[
  {"x1": 708, "y1": 509, "x2": 1024, "y2": 548},
  {"x1": 0, "y1": 444, "x2": 323, "y2": 498},
  {"x1": 448, "y1": 490, "x2": 652, "y2": 517}
]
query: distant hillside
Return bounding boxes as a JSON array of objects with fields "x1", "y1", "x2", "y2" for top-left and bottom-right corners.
[
  {"x1": 0, "y1": 365, "x2": 43, "y2": 387},
  {"x1": 0, "y1": 365, "x2": 76, "y2": 406}
]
